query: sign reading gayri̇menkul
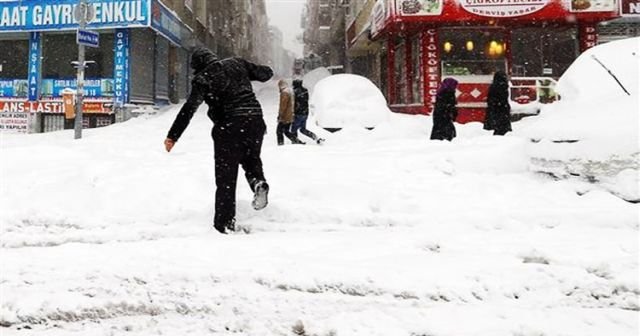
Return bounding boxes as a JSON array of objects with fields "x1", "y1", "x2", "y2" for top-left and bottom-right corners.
[
  {"x1": 460, "y1": 0, "x2": 550, "y2": 17},
  {"x1": 0, "y1": 0, "x2": 150, "y2": 32}
]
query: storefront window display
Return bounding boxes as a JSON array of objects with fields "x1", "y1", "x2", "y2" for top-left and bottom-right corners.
[
  {"x1": 394, "y1": 41, "x2": 407, "y2": 105},
  {"x1": 0, "y1": 36, "x2": 30, "y2": 98},
  {"x1": 440, "y1": 29, "x2": 507, "y2": 77},
  {"x1": 41, "y1": 32, "x2": 115, "y2": 99},
  {"x1": 511, "y1": 27, "x2": 578, "y2": 77}
]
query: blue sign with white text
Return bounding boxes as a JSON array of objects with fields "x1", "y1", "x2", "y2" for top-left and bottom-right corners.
[
  {"x1": 0, "y1": 79, "x2": 29, "y2": 98},
  {"x1": 77, "y1": 29, "x2": 100, "y2": 47},
  {"x1": 0, "y1": 0, "x2": 150, "y2": 32},
  {"x1": 28, "y1": 32, "x2": 41, "y2": 101},
  {"x1": 113, "y1": 28, "x2": 130, "y2": 107},
  {"x1": 40, "y1": 78, "x2": 114, "y2": 98}
]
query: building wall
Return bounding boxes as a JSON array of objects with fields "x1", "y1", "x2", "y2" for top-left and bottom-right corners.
[
  {"x1": 302, "y1": 0, "x2": 347, "y2": 71},
  {"x1": 161, "y1": 0, "x2": 272, "y2": 64}
]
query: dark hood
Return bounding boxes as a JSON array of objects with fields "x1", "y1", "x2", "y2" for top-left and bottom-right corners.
[
  {"x1": 493, "y1": 71, "x2": 509, "y2": 87},
  {"x1": 191, "y1": 47, "x2": 218, "y2": 73},
  {"x1": 292, "y1": 79, "x2": 303, "y2": 89}
]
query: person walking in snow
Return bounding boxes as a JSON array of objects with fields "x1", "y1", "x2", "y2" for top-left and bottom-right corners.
[
  {"x1": 291, "y1": 79, "x2": 324, "y2": 144},
  {"x1": 430, "y1": 78, "x2": 458, "y2": 141},
  {"x1": 164, "y1": 47, "x2": 273, "y2": 234},
  {"x1": 484, "y1": 70, "x2": 512, "y2": 136},
  {"x1": 277, "y1": 79, "x2": 304, "y2": 145}
]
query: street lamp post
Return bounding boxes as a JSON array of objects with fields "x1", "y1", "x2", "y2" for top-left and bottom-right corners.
[{"x1": 74, "y1": 0, "x2": 88, "y2": 139}]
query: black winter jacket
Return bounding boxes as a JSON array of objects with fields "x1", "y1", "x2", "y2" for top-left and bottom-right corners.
[
  {"x1": 484, "y1": 72, "x2": 512, "y2": 135},
  {"x1": 167, "y1": 57, "x2": 273, "y2": 141},
  {"x1": 430, "y1": 90, "x2": 458, "y2": 141},
  {"x1": 293, "y1": 81, "x2": 309, "y2": 116}
]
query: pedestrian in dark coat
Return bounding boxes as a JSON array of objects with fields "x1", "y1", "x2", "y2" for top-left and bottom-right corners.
[
  {"x1": 292, "y1": 79, "x2": 324, "y2": 145},
  {"x1": 164, "y1": 47, "x2": 273, "y2": 234},
  {"x1": 277, "y1": 79, "x2": 304, "y2": 145},
  {"x1": 430, "y1": 78, "x2": 458, "y2": 141},
  {"x1": 484, "y1": 71, "x2": 512, "y2": 135}
]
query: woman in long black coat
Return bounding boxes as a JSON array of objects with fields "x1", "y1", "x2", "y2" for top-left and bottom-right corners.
[
  {"x1": 484, "y1": 71, "x2": 512, "y2": 135},
  {"x1": 430, "y1": 78, "x2": 458, "y2": 141}
]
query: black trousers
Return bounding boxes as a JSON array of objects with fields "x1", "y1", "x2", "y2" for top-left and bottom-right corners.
[
  {"x1": 276, "y1": 122, "x2": 300, "y2": 145},
  {"x1": 212, "y1": 117, "x2": 266, "y2": 227}
]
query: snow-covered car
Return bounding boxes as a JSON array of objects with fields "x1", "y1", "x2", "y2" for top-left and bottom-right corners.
[
  {"x1": 520, "y1": 37, "x2": 639, "y2": 202},
  {"x1": 310, "y1": 74, "x2": 390, "y2": 131}
]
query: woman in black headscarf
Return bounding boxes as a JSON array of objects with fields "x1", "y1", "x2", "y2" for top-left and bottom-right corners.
[
  {"x1": 484, "y1": 71, "x2": 512, "y2": 136},
  {"x1": 430, "y1": 78, "x2": 458, "y2": 141}
]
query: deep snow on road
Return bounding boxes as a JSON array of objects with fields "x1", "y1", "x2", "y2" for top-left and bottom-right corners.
[{"x1": 0, "y1": 81, "x2": 638, "y2": 335}]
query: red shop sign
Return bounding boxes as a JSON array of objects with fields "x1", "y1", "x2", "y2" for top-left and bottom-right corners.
[
  {"x1": 423, "y1": 29, "x2": 440, "y2": 112},
  {"x1": 0, "y1": 101, "x2": 63, "y2": 113},
  {"x1": 460, "y1": 0, "x2": 550, "y2": 18},
  {"x1": 621, "y1": 0, "x2": 640, "y2": 15}
]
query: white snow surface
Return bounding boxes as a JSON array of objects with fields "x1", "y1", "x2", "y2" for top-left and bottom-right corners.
[
  {"x1": 1, "y1": 80, "x2": 639, "y2": 335},
  {"x1": 311, "y1": 74, "x2": 390, "y2": 129}
]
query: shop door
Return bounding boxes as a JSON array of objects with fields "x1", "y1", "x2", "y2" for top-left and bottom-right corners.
[
  {"x1": 130, "y1": 29, "x2": 155, "y2": 104},
  {"x1": 176, "y1": 48, "x2": 189, "y2": 101},
  {"x1": 154, "y1": 36, "x2": 170, "y2": 103}
]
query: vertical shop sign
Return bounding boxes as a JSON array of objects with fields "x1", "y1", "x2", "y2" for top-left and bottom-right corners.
[
  {"x1": 423, "y1": 29, "x2": 439, "y2": 112},
  {"x1": 28, "y1": 32, "x2": 41, "y2": 101},
  {"x1": 579, "y1": 24, "x2": 598, "y2": 52},
  {"x1": 113, "y1": 28, "x2": 130, "y2": 107}
]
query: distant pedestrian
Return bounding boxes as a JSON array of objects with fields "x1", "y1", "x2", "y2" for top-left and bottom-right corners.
[
  {"x1": 277, "y1": 79, "x2": 304, "y2": 145},
  {"x1": 292, "y1": 79, "x2": 324, "y2": 145},
  {"x1": 164, "y1": 47, "x2": 273, "y2": 234},
  {"x1": 484, "y1": 70, "x2": 512, "y2": 136},
  {"x1": 430, "y1": 78, "x2": 458, "y2": 141}
]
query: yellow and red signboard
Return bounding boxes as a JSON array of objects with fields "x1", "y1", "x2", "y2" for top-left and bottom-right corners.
[{"x1": 0, "y1": 100, "x2": 112, "y2": 115}]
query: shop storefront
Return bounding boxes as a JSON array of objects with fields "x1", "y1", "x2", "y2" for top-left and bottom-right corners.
[
  {"x1": 368, "y1": 0, "x2": 620, "y2": 122},
  {"x1": 0, "y1": 0, "x2": 193, "y2": 133}
]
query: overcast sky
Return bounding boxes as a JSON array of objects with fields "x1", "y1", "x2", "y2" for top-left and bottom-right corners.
[{"x1": 265, "y1": 0, "x2": 306, "y2": 57}]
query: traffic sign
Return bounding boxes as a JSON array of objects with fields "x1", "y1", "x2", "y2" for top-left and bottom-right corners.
[{"x1": 77, "y1": 29, "x2": 99, "y2": 48}]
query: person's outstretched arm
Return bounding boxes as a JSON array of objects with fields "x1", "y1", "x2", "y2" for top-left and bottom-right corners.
[
  {"x1": 165, "y1": 84, "x2": 205, "y2": 152},
  {"x1": 237, "y1": 58, "x2": 273, "y2": 82}
]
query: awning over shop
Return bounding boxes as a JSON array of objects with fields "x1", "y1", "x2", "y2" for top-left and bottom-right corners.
[{"x1": 370, "y1": 0, "x2": 621, "y2": 39}]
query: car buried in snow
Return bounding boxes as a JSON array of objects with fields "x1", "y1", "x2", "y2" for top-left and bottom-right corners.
[
  {"x1": 310, "y1": 74, "x2": 390, "y2": 132},
  {"x1": 520, "y1": 37, "x2": 640, "y2": 202}
]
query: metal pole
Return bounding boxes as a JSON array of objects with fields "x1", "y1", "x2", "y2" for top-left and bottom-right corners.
[{"x1": 74, "y1": 0, "x2": 86, "y2": 139}]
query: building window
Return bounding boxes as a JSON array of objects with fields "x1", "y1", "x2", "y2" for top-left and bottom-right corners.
[
  {"x1": 411, "y1": 36, "x2": 423, "y2": 104},
  {"x1": 440, "y1": 29, "x2": 506, "y2": 77},
  {"x1": 0, "y1": 39, "x2": 29, "y2": 79},
  {"x1": 42, "y1": 32, "x2": 114, "y2": 79},
  {"x1": 394, "y1": 41, "x2": 407, "y2": 104},
  {"x1": 511, "y1": 27, "x2": 578, "y2": 77}
]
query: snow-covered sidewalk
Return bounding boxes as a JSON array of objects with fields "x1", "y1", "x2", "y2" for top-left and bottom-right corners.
[{"x1": 1, "y1": 81, "x2": 638, "y2": 335}]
